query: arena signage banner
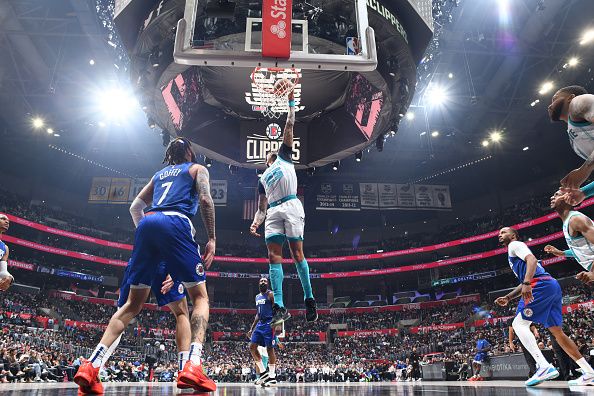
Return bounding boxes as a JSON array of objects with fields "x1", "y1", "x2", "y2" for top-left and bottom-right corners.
[
  {"x1": 240, "y1": 121, "x2": 307, "y2": 166},
  {"x1": 336, "y1": 328, "x2": 399, "y2": 337},
  {"x1": 315, "y1": 182, "x2": 452, "y2": 210},
  {"x1": 432, "y1": 270, "x2": 498, "y2": 286}
]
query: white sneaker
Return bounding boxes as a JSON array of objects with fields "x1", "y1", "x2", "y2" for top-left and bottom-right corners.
[
  {"x1": 525, "y1": 365, "x2": 559, "y2": 387},
  {"x1": 568, "y1": 374, "x2": 594, "y2": 386}
]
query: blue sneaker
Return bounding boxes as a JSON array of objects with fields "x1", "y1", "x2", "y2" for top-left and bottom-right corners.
[
  {"x1": 568, "y1": 374, "x2": 594, "y2": 386},
  {"x1": 525, "y1": 365, "x2": 559, "y2": 386}
]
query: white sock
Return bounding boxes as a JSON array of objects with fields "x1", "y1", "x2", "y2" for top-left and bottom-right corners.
[
  {"x1": 576, "y1": 358, "x2": 594, "y2": 375},
  {"x1": 512, "y1": 314, "x2": 550, "y2": 369},
  {"x1": 89, "y1": 343, "x2": 109, "y2": 369},
  {"x1": 100, "y1": 334, "x2": 122, "y2": 369},
  {"x1": 268, "y1": 364, "x2": 276, "y2": 378},
  {"x1": 189, "y1": 342, "x2": 203, "y2": 365},
  {"x1": 255, "y1": 360, "x2": 265, "y2": 373},
  {"x1": 179, "y1": 351, "x2": 189, "y2": 371}
]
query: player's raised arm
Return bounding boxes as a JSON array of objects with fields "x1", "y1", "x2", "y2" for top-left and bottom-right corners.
[
  {"x1": 0, "y1": 244, "x2": 13, "y2": 291},
  {"x1": 561, "y1": 95, "x2": 594, "y2": 188},
  {"x1": 129, "y1": 179, "x2": 154, "y2": 228},
  {"x1": 283, "y1": 89, "x2": 295, "y2": 148},
  {"x1": 194, "y1": 165, "x2": 216, "y2": 268},
  {"x1": 569, "y1": 215, "x2": 594, "y2": 284}
]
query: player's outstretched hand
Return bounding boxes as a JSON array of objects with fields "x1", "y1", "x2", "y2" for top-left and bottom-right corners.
[
  {"x1": 494, "y1": 296, "x2": 509, "y2": 307},
  {"x1": 576, "y1": 271, "x2": 594, "y2": 285},
  {"x1": 521, "y1": 284, "x2": 534, "y2": 304},
  {"x1": 161, "y1": 275, "x2": 174, "y2": 294},
  {"x1": 544, "y1": 245, "x2": 564, "y2": 257},
  {"x1": 250, "y1": 223, "x2": 261, "y2": 237},
  {"x1": 560, "y1": 187, "x2": 586, "y2": 206},
  {"x1": 561, "y1": 167, "x2": 590, "y2": 189},
  {"x1": 203, "y1": 239, "x2": 216, "y2": 269}
]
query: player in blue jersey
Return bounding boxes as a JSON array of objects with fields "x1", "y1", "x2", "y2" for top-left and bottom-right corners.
[
  {"x1": 250, "y1": 88, "x2": 317, "y2": 325},
  {"x1": 75, "y1": 138, "x2": 217, "y2": 394},
  {"x1": 494, "y1": 227, "x2": 594, "y2": 386},
  {"x1": 468, "y1": 333, "x2": 491, "y2": 381},
  {"x1": 248, "y1": 277, "x2": 278, "y2": 387},
  {"x1": 0, "y1": 213, "x2": 14, "y2": 291}
]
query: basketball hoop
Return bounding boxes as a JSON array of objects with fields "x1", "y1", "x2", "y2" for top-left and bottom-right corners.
[{"x1": 251, "y1": 67, "x2": 300, "y2": 119}]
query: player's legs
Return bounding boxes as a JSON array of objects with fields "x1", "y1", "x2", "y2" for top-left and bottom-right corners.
[
  {"x1": 288, "y1": 239, "x2": 317, "y2": 322},
  {"x1": 167, "y1": 298, "x2": 191, "y2": 371},
  {"x1": 250, "y1": 343, "x2": 264, "y2": 373},
  {"x1": 266, "y1": 241, "x2": 285, "y2": 307},
  {"x1": 548, "y1": 326, "x2": 594, "y2": 379},
  {"x1": 184, "y1": 282, "x2": 209, "y2": 361}
]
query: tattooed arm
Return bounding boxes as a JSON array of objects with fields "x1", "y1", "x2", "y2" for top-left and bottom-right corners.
[{"x1": 192, "y1": 164, "x2": 216, "y2": 268}]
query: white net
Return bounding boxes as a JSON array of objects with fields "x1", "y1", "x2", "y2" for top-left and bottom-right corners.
[{"x1": 251, "y1": 67, "x2": 300, "y2": 119}]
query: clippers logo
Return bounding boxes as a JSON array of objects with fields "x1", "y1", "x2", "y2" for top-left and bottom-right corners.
[
  {"x1": 270, "y1": 21, "x2": 287, "y2": 39},
  {"x1": 266, "y1": 123, "x2": 282, "y2": 140},
  {"x1": 178, "y1": 284, "x2": 184, "y2": 294},
  {"x1": 523, "y1": 308, "x2": 533, "y2": 318},
  {"x1": 196, "y1": 264, "x2": 204, "y2": 276}
]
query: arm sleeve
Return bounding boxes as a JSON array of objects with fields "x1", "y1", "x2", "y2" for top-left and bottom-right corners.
[
  {"x1": 508, "y1": 241, "x2": 533, "y2": 261},
  {"x1": 258, "y1": 181, "x2": 266, "y2": 194},
  {"x1": 278, "y1": 143, "x2": 293, "y2": 163},
  {"x1": 581, "y1": 180, "x2": 594, "y2": 198},
  {"x1": 564, "y1": 249, "x2": 576, "y2": 258}
]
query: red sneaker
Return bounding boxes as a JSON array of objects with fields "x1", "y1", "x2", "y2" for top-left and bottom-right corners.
[
  {"x1": 475, "y1": 376, "x2": 484, "y2": 381},
  {"x1": 73, "y1": 359, "x2": 103, "y2": 394},
  {"x1": 176, "y1": 371, "x2": 193, "y2": 390},
  {"x1": 468, "y1": 376, "x2": 477, "y2": 382},
  {"x1": 178, "y1": 361, "x2": 217, "y2": 392}
]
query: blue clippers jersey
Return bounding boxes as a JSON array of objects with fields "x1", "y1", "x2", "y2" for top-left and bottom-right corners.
[
  {"x1": 508, "y1": 256, "x2": 549, "y2": 283},
  {"x1": 0, "y1": 240, "x2": 6, "y2": 258},
  {"x1": 476, "y1": 339, "x2": 490, "y2": 351},
  {"x1": 151, "y1": 163, "x2": 198, "y2": 218},
  {"x1": 256, "y1": 292, "x2": 273, "y2": 324}
]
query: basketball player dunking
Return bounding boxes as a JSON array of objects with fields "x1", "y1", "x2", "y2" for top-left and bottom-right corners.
[
  {"x1": 0, "y1": 213, "x2": 14, "y2": 291},
  {"x1": 495, "y1": 227, "x2": 594, "y2": 387},
  {"x1": 250, "y1": 88, "x2": 317, "y2": 324},
  {"x1": 546, "y1": 86, "x2": 594, "y2": 203},
  {"x1": 74, "y1": 138, "x2": 217, "y2": 394}
]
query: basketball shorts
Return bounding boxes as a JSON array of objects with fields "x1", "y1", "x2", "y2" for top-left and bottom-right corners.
[
  {"x1": 265, "y1": 198, "x2": 305, "y2": 245},
  {"x1": 251, "y1": 322, "x2": 276, "y2": 348},
  {"x1": 516, "y1": 277, "x2": 562, "y2": 328},
  {"x1": 127, "y1": 211, "x2": 206, "y2": 289},
  {"x1": 118, "y1": 261, "x2": 185, "y2": 308},
  {"x1": 473, "y1": 352, "x2": 487, "y2": 364}
]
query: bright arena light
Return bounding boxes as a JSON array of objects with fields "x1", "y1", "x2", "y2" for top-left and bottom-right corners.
[
  {"x1": 431, "y1": 130, "x2": 440, "y2": 137},
  {"x1": 425, "y1": 85, "x2": 448, "y2": 107},
  {"x1": 538, "y1": 81, "x2": 554, "y2": 95},
  {"x1": 97, "y1": 88, "x2": 139, "y2": 120},
  {"x1": 568, "y1": 57, "x2": 579, "y2": 67},
  {"x1": 406, "y1": 112, "x2": 415, "y2": 120},
  {"x1": 47, "y1": 128, "x2": 54, "y2": 134},
  {"x1": 490, "y1": 131, "x2": 502, "y2": 142},
  {"x1": 523, "y1": 146, "x2": 529, "y2": 151},
  {"x1": 32, "y1": 117, "x2": 44, "y2": 129},
  {"x1": 482, "y1": 140, "x2": 490, "y2": 147},
  {"x1": 580, "y1": 29, "x2": 594, "y2": 45}
]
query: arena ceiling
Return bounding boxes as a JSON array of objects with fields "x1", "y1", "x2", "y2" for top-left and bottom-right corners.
[{"x1": 0, "y1": 0, "x2": 593, "y2": 191}]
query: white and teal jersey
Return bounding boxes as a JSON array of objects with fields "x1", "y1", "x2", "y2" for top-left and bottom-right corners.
[
  {"x1": 259, "y1": 144, "x2": 297, "y2": 203},
  {"x1": 563, "y1": 211, "x2": 594, "y2": 271},
  {"x1": 567, "y1": 117, "x2": 594, "y2": 161}
]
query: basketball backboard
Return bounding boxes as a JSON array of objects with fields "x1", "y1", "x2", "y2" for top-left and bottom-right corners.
[{"x1": 173, "y1": 0, "x2": 377, "y2": 71}]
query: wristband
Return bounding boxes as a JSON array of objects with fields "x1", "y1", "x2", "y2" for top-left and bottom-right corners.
[
  {"x1": 288, "y1": 100, "x2": 295, "y2": 107},
  {"x1": 564, "y1": 249, "x2": 575, "y2": 258},
  {"x1": 522, "y1": 281, "x2": 531, "y2": 286},
  {"x1": 581, "y1": 180, "x2": 594, "y2": 199}
]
